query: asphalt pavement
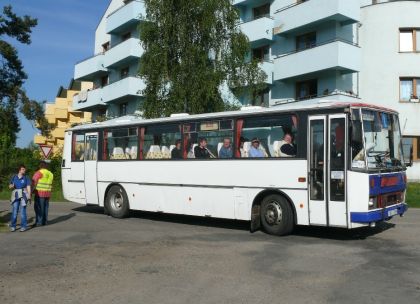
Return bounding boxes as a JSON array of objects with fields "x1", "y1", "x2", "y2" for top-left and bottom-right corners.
[{"x1": 0, "y1": 201, "x2": 419, "y2": 304}]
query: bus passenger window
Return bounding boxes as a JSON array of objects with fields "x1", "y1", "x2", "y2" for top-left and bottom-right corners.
[
  {"x1": 239, "y1": 115, "x2": 298, "y2": 158},
  {"x1": 104, "y1": 128, "x2": 138, "y2": 160},
  {"x1": 144, "y1": 124, "x2": 181, "y2": 159},
  {"x1": 72, "y1": 134, "x2": 85, "y2": 161},
  {"x1": 330, "y1": 118, "x2": 346, "y2": 201}
]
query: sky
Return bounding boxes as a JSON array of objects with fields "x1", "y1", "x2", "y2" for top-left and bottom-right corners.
[{"x1": 0, "y1": 0, "x2": 110, "y2": 147}]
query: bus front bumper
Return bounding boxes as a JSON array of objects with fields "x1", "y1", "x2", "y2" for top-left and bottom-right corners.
[{"x1": 350, "y1": 203, "x2": 408, "y2": 224}]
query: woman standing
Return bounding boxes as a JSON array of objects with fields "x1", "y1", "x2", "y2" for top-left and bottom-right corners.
[{"x1": 9, "y1": 165, "x2": 31, "y2": 232}]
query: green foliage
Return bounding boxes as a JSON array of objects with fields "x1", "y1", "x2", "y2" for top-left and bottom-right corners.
[
  {"x1": 0, "y1": 5, "x2": 53, "y2": 151},
  {"x1": 0, "y1": 145, "x2": 63, "y2": 198},
  {"x1": 139, "y1": 0, "x2": 266, "y2": 118},
  {"x1": 407, "y1": 183, "x2": 420, "y2": 208}
]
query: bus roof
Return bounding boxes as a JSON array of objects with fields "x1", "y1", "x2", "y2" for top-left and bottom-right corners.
[{"x1": 68, "y1": 100, "x2": 398, "y2": 131}]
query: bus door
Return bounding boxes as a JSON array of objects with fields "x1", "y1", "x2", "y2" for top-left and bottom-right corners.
[
  {"x1": 84, "y1": 133, "x2": 99, "y2": 205},
  {"x1": 308, "y1": 116, "x2": 327, "y2": 225},
  {"x1": 327, "y1": 115, "x2": 347, "y2": 227},
  {"x1": 308, "y1": 115, "x2": 348, "y2": 226}
]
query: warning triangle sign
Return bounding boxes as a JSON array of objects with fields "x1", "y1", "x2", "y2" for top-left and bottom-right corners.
[{"x1": 39, "y1": 145, "x2": 53, "y2": 159}]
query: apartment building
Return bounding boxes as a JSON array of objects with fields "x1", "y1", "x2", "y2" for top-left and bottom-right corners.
[
  {"x1": 73, "y1": 0, "x2": 145, "y2": 121},
  {"x1": 73, "y1": 0, "x2": 420, "y2": 179},
  {"x1": 34, "y1": 80, "x2": 92, "y2": 154}
]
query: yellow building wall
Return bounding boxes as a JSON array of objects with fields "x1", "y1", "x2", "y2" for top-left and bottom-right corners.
[{"x1": 34, "y1": 81, "x2": 93, "y2": 155}]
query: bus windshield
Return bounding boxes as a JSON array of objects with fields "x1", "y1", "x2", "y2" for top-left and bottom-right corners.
[{"x1": 351, "y1": 108, "x2": 404, "y2": 171}]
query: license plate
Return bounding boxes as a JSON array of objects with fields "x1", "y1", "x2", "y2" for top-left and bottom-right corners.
[{"x1": 387, "y1": 209, "x2": 398, "y2": 217}]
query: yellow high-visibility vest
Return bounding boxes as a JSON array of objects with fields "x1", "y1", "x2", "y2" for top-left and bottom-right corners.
[{"x1": 36, "y1": 169, "x2": 54, "y2": 192}]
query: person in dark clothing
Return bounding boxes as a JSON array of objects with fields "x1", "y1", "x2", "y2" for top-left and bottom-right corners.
[
  {"x1": 194, "y1": 138, "x2": 212, "y2": 159},
  {"x1": 171, "y1": 139, "x2": 183, "y2": 159},
  {"x1": 279, "y1": 133, "x2": 297, "y2": 157}
]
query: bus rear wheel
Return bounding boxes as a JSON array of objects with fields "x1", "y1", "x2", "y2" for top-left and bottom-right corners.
[
  {"x1": 260, "y1": 194, "x2": 294, "y2": 236},
  {"x1": 105, "y1": 185, "x2": 130, "y2": 218}
]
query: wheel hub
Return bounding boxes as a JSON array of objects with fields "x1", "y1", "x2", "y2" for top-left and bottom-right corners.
[
  {"x1": 264, "y1": 201, "x2": 283, "y2": 225},
  {"x1": 110, "y1": 193, "x2": 123, "y2": 210}
]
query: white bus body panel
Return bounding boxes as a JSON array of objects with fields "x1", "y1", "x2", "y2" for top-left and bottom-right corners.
[
  {"x1": 347, "y1": 171, "x2": 370, "y2": 228},
  {"x1": 92, "y1": 160, "x2": 309, "y2": 222}
]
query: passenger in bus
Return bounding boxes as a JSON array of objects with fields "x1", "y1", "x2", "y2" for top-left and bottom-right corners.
[
  {"x1": 194, "y1": 138, "x2": 212, "y2": 159},
  {"x1": 171, "y1": 139, "x2": 183, "y2": 159},
  {"x1": 239, "y1": 137, "x2": 246, "y2": 157},
  {"x1": 219, "y1": 138, "x2": 233, "y2": 159},
  {"x1": 279, "y1": 133, "x2": 297, "y2": 157},
  {"x1": 249, "y1": 138, "x2": 265, "y2": 158}
]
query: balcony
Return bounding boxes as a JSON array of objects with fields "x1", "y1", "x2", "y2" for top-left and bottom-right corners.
[
  {"x1": 273, "y1": 39, "x2": 361, "y2": 81},
  {"x1": 104, "y1": 38, "x2": 144, "y2": 68},
  {"x1": 240, "y1": 16, "x2": 274, "y2": 43},
  {"x1": 273, "y1": 0, "x2": 360, "y2": 36},
  {"x1": 102, "y1": 77, "x2": 146, "y2": 103},
  {"x1": 260, "y1": 60, "x2": 274, "y2": 84},
  {"x1": 233, "y1": 0, "x2": 266, "y2": 6},
  {"x1": 74, "y1": 53, "x2": 107, "y2": 81},
  {"x1": 72, "y1": 88, "x2": 106, "y2": 111},
  {"x1": 106, "y1": 0, "x2": 145, "y2": 34}
]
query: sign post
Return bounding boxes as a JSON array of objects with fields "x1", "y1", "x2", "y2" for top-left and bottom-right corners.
[{"x1": 39, "y1": 144, "x2": 53, "y2": 159}]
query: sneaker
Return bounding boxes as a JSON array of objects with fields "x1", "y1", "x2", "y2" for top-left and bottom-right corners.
[
  {"x1": 20, "y1": 228, "x2": 27, "y2": 232},
  {"x1": 10, "y1": 227, "x2": 16, "y2": 232}
]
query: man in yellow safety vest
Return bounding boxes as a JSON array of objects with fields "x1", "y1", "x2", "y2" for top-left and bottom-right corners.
[{"x1": 32, "y1": 161, "x2": 54, "y2": 226}]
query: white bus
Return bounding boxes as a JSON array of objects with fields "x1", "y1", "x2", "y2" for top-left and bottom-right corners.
[{"x1": 62, "y1": 101, "x2": 409, "y2": 235}]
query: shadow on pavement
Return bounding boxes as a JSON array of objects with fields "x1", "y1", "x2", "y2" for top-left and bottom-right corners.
[
  {"x1": 72, "y1": 205, "x2": 396, "y2": 238},
  {"x1": 48, "y1": 212, "x2": 76, "y2": 225},
  {"x1": 293, "y1": 221, "x2": 396, "y2": 240}
]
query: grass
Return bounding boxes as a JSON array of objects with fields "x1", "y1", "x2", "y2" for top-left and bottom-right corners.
[{"x1": 406, "y1": 183, "x2": 420, "y2": 208}]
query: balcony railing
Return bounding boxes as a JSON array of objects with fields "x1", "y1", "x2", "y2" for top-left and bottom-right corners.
[
  {"x1": 276, "y1": 38, "x2": 359, "y2": 59},
  {"x1": 274, "y1": 0, "x2": 309, "y2": 14}
]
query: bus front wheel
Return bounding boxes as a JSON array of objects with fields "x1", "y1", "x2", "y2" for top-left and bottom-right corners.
[
  {"x1": 260, "y1": 194, "x2": 294, "y2": 236},
  {"x1": 105, "y1": 185, "x2": 130, "y2": 218}
]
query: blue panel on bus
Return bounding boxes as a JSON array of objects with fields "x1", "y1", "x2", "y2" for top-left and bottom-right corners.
[
  {"x1": 369, "y1": 173, "x2": 406, "y2": 196},
  {"x1": 350, "y1": 203, "x2": 408, "y2": 223}
]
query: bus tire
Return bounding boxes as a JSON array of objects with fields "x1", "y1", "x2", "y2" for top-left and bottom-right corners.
[
  {"x1": 260, "y1": 194, "x2": 294, "y2": 236},
  {"x1": 105, "y1": 185, "x2": 130, "y2": 219}
]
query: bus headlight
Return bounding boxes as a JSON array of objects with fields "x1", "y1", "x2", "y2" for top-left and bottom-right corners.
[{"x1": 369, "y1": 197, "x2": 377, "y2": 209}]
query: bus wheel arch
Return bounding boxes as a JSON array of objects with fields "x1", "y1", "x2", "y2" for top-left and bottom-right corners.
[
  {"x1": 250, "y1": 190, "x2": 296, "y2": 235},
  {"x1": 104, "y1": 183, "x2": 130, "y2": 218}
]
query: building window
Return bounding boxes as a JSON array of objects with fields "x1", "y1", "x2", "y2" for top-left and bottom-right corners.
[
  {"x1": 120, "y1": 67, "x2": 129, "y2": 79},
  {"x1": 399, "y1": 29, "x2": 420, "y2": 52},
  {"x1": 119, "y1": 103, "x2": 128, "y2": 116},
  {"x1": 121, "y1": 32, "x2": 131, "y2": 42},
  {"x1": 296, "y1": 79, "x2": 317, "y2": 100},
  {"x1": 400, "y1": 77, "x2": 420, "y2": 102},
  {"x1": 253, "y1": 3, "x2": 270, "y2": 20},
  {"x1": 102, "y1": 41, "x2": 110, "y2": 52},
  {"x1": 252, "y1": 45, "x2": 270, "y2": 62},
  {"x1": 252, "y1": 87, "x2": 270, "y2": 107},
  {"x1": 100, "y1": 75, "x2": 109, "y2": 88},
  {"x1": 402, "y1": 137, "x2": 420, "y2": 161},
  {"x1": 296, "y1": 32, "x2": 316, "y2": 51}
]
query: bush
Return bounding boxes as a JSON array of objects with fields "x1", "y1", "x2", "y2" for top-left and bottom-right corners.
[{"x1": 0, "y1": 145, "x2": 62, "y2": 196}]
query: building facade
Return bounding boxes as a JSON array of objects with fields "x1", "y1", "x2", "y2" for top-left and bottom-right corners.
[
  {"x1": 34, "y1": 80, "x2": 92, "y2": 154},
  {"x1": 73, "y1": 0, "x2": 420, "y2": 179}
]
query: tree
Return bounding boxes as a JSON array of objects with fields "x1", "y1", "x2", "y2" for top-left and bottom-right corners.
[
  {"x1": 139, "y1": 0, "x2": 267, "y2": 118},
  {"x1": 0, "y1": 5, "x2": 52, "y2": 183}
]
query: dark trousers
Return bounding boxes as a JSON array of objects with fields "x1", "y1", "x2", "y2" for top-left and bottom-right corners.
[{"x1": 34, "y1": 196, "x2": 49, "y2": 225}]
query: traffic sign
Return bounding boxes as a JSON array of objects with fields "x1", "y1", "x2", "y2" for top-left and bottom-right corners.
[{"x1": 39, "y1": 145, "x2": 53, "y2": 159}]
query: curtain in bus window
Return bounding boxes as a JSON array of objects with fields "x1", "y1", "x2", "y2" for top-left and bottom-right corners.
[
  {"x1": 72, "y1": 134, "x2": 85, "y2": 161},
  {"x1": 240, "y1": 115, "x2": 297, "y2": 158},
  {"x1": 144, "y1": 124, "x2": 181, "y2": 159},
  {"x1": 105, "y1": 128, "x2": 138, "y2": 160},
  {"x1": 330, "y1": 118, "x2": 345, "y2": 202}
]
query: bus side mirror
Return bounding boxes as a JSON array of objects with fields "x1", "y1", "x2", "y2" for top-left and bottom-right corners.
[{"x1": 405, "y1": 147, "x2": 413, "y2": 167}]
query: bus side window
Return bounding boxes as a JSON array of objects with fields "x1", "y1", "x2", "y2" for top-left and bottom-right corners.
[
  {"x1": 239, "y1": 115, "x2": 298, "y2": 158},
  {"x1": 144, "y1": 124, "x2": 182, "y2": 159},
  {"x1": 72, "y1": 134, "x2": 85, "y2": 161},
  {"x1": 104, "y1": 128, "x2": 138, "y2": 160}
]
